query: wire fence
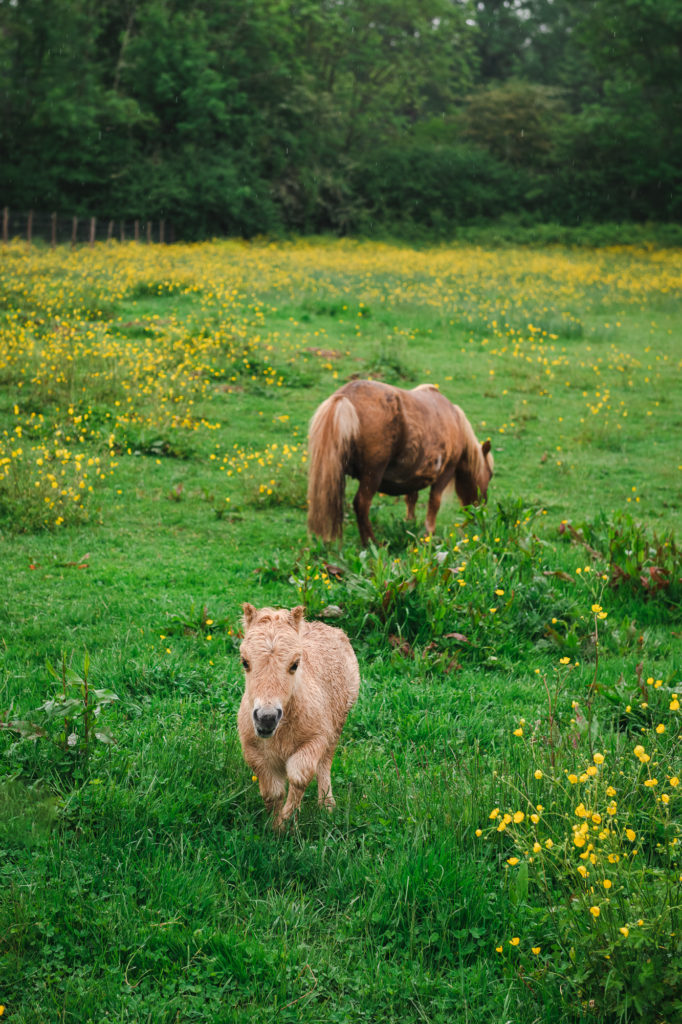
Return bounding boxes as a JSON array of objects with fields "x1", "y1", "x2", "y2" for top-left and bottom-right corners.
[{"x1": 2, "y1": 207, "x2": 175, "y2": 246}]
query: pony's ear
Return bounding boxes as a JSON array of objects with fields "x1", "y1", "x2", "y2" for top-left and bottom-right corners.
[
  {"x1": 242, "y1": 602, "x2": 257, "y2": 629},
  {"x1": 289, "y1": 605, "x2": 306, "y2": 630},
  {"x1": 482, "y1": 439, "x2": 492, "y2": 456}
]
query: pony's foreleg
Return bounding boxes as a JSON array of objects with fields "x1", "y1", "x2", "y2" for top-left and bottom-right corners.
[
  {"x1": 405, "y1": 491, "x2": 419, "y2": 521},
  {"x1": 425, "y1": 476, "x2": 453, "y2": 536}
]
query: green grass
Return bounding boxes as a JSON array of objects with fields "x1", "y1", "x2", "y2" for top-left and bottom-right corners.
[{"x1": 0, "y1": 237, "x2": 681, "y2": 1023}]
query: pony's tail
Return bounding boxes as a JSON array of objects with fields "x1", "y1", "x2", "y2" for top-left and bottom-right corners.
[{"x1": 307, "y1": 395, "x2": 360, "y2": 541}]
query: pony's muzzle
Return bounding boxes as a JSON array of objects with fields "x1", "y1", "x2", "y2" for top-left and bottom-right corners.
[{"x1": 253, "y1": 705, "x2": 283, "y2": 737}]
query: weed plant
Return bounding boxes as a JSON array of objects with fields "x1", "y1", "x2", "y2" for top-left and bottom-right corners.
[{"x1": 0, "y1": 237, "x2": 681, "y2": 1022}]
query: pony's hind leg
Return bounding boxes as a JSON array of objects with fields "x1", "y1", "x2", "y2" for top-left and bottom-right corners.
[
  {"x1": 405, "y1": 491, "x2": 419, "y2": 521},
  {"x1": 316, "y1": 744, "x2": 337, "y2": 810},
  {"x1": 353, "y1": 464, "x2": 389, "y2": 545}
]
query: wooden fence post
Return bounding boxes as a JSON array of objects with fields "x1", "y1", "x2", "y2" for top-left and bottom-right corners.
[
  {"x1": 159, "y1": 219, "x2": 165, "y2": 244},
  {"x1": 71, "y1": 216, "x2": 78, "y2": 247},
  {"x1": 134, "y1": 219, "x2": 140, "y2": 242},
  {"x1": 51, "y1": 212, "x2": 57, "y2": 247},
  {"x1": 146, "y1": 221, "x2": 152, "y2": 243},
  {"x1": 89, "y1": 217, "x2": 96, "y2": 246},
  {"x1": 120, "y1": 221, "x2": 125, "y2": 242},
  {"x1": 2, "y1": 207, "x2": 8, "y2": 244},
  {"x1": 107, "y1": 220, "x2": 114, "y2": 241},
  {"x1": 27, "y1": 210, "x2": 33, "y2": 244}
]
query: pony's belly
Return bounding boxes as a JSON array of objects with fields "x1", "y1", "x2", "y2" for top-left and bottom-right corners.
[{"x1": 380, "y1": 471, "x2": 437, "y2": 495}]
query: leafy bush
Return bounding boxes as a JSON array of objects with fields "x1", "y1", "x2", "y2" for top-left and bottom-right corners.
[
  {"x1": 560, "y1": 512, "x2": 681, "y2": 612},
  {"x1": 293, "y1": 500, "x2": 623, "y2": 668}
]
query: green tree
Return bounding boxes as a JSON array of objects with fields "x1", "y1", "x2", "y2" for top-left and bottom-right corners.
[
  {"x1": 0, "y1": 0, "x2": 139, "y2": 212},
  {"x1": 460, "y1": 80, "x2": 565, "y2": 168},
  {"x1": 270, "y1": 0, "x2": 478, "y2": 229},
  {"x1": 554, "y1": 0, "x2": 682, "y2": 220}
]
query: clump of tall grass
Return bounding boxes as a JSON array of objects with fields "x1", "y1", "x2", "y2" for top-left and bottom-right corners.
[
  {"x1": 0, "y1": 435, "x2": 102, "y2": 532},
  {"x1": 480, "y1": 655, "x2": 681, "y2": 1022}
]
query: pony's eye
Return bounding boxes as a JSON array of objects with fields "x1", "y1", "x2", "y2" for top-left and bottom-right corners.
[
  {"x1": 241, "y1": 657, "x2": 250, "y2": 671},
  {"x1": 289, "y1": 660, "x2": 299, "y2": 674}
]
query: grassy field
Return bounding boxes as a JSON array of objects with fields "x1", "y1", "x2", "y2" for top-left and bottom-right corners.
[{"x1": 1, "y1": 237, "x2": 681, "y2": 1023}]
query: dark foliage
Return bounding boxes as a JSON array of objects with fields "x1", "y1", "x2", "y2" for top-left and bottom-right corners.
[{"x1": 0, "y1": 0, "x2": 680, "y2": 235}]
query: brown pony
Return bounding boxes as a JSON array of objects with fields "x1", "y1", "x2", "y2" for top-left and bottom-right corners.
[{"x1": 307, "y1": 380, "x2": 493, "y2": 545}]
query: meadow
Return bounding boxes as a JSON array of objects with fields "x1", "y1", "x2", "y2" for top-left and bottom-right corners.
[{"x1": 0, "y1": 236, "x2": 681, "y2": 1023}]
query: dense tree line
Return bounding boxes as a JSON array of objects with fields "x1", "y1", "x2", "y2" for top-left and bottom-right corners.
[{"x1": 1, "y1": 0, "x2": 680, "y2": 237}]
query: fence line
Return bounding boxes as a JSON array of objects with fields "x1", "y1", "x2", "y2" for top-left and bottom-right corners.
[{"x1": 2, "y1": 208, "x2": 174, "y2": 246}]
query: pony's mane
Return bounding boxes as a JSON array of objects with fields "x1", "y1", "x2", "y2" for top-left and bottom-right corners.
[
  {"x1": 242, "y1": 608, "x2": 300, "y2": 656},
  {"x1": 457, "y1": 406, "x2": 493, "y2": 483}
]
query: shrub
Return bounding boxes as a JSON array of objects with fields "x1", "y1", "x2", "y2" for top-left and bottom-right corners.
[{"x1": 353, "y1": 143, "x2": 524, "y2": 235}]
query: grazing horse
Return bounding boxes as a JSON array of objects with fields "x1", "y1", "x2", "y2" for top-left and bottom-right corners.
[{"x1": 307, "y1": 380, "x2": 493, "y2": 545}]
